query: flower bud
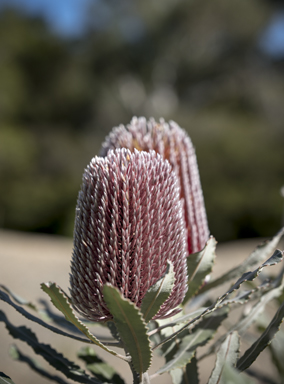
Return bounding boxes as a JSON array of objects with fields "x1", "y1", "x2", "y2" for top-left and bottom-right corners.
[
  {"x1": 100, "y1": 117, "x2": 209, "y2": 254},
  {"x1": 70, "y1": 149, "x2": 188, "y2": 322}
]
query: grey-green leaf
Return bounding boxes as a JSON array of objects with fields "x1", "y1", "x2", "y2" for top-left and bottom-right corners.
[
  {"x1": 237, "y1": 287, "x2": 284, "y2": 336},
  {"x1": 78, "y1": 347, "x2": 125, "y2": 384},
  {"x1": 208, "y1": 331, "x2": 240, "y2": 384},
  {"x1": 0, "y1": 310, "x2": 101, "y2": 383},
  {"x1": 140, "y1": 261, "x2": 175, "y2": 323},
  {"x1": 216, "y1": 249, "x2": 283, "y2": 304},
  {"x1": 269, "y1": 330, "x2": 284, "y2": 381},
  {"x1": 103, "y1": 284, "x2": 152, "y2": 375},
  {"x1": 170, "y1": 356, "x2": 199, "y2": 384},
  {"x1": 0, "y1": 284, "x2": 38, "y2": 311},
  {"x1": 183, "y1": 236, "x2": 216, "y2": 304},
  {"x1": 202, "y1": 279, "x2": 284, "y2": 361},
  {"x1": 156, "y1": 307, "x2": 228, "y2": 374},
  {"x1": 154, "y1": 250, "x2": 283, "y2": 350},
  {"x1": 41, "y1": 282, "x2": 123, "y2": 359},
  {"x1": 237, "y1": 299, "x2": 284, "y2": 372},
  {"x1": 9, "y1": 345, "x2": 69, "y2": 384},
  {"x1": 0, "y1": 373, "x2": 16, "y2": 384},
  {"x1": 158, "y1": 289, "x2": 252, "y2": 333},
  {"x1": 0, "y1": 287, "x2": 90, "y2": 343},
  {"x1": 218, "y1": 364, "x2": 256, "y2": 384},
  {"x1": 199, "y1": 228, "x2": 284, "y2": 294},
  {"x1": 0, "y1": 285, "x2": 97, "y2": 334}
]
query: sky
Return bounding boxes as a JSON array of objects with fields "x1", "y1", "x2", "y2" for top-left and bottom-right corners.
[
  {"x1": 0, "y1": 0, "x2": 93, "y2": 36},
  {"x1": 259, "y1": 11, "x2": 284, "y2": 58},
  {"x1": 1, "y1": 0, "x2": 284, "y2": 57}
]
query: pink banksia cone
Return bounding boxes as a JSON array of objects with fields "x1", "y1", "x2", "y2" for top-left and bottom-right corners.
[
  {"x1": 100, "y1": 117, "x2": 209, "y2": 255},
  {"x1": 70, "y1": 149, "x2": 188, "y2": 322}
]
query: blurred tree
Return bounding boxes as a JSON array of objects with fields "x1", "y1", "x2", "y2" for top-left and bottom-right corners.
[
  {"x1": 0, "y1": 0, "x2": 283, "y2": 241},
  {"x1": 0, "y1": 9, "x2": 92, "y2": 234}
]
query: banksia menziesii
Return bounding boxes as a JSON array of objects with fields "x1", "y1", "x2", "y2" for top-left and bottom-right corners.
[
  {"x1": 100, "y1": 117, "x2": 209, "y2": 255},
  {"x1": 70, "y1": 149, "x2": 188, "y2": 322}
]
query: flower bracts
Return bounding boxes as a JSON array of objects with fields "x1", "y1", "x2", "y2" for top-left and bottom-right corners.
[
  {"x1": 100, "y1": 117, "x2": 209, "y2": 254},
  {"x1": 70, "y1": 149, "x2": 188, "y2": 322}
]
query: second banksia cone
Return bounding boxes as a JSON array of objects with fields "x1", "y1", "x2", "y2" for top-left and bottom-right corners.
[
  {"x1": 100, "y1": 117, "x2": 209, "y2": 255},
  {"x1": 70, "y1": 149, "x2": 188, "y2": 322}
]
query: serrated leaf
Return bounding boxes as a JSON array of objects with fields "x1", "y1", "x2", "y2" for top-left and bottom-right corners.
[
  {"x1": 220, "y1": 290, "x2": 253, "y2": 307},
  {"x1": 208, "y1": 331, "x2": 240, "y2": 384},
  {"x1": 170, "y1": 356, "x2": 199, "y2": 384},
  {"x1": 0, "y1": 284, "x2": 98, "y2": 336},
  {"x1": 0, "y1": 286, "x2": 111, "y2": 343},
  {"x1": 155, "y1": 311, "x2": 187, "y2": 362},
  {"x1": 0, "y1": 310, "x2": 101, "y2": 383},
  {"x1": 103, "y1": 284, "x2": 152, "y2": 375},
  {"x1": 38, "y1": 299, "x2": 96, "y2": 334},
  {"x1": 216, "y1": 249, "x2": 283, "y2": 304},
  {"x1": 154, "y1": 250, "x2": 283, "y2": 349},
  {"x1": 235, "y1": 284, "x2": 284, "y2": 337},
  {"x1": 147, "y1": 320, "x2": 163, "y2": 348},
  {"x1": 162, "y1": 283, "x2": 271, "y2": 363},
  {"x1": 156, "y1": 307, "x2": 206, "y2": 333},
  {"x1": 242, "y1": 367, "x2": 279, "y2": 384},
  {"x1": 78, "y1": 347, "x2": 125, "y2": 384},
  {"x1": 202, "y1": 280, "x2": 284, "y2": 361},
  {"x1": 183, "y1": 236, "x2": 216, "y2": 304},
  {"x1": 200, "y1": 228, "x2": 284, "y2": 294},
  {"x1": 41, "y1": 282, "x2": 123, "y2": 359},
  {"x1": 140, "y1": 261, "x2": 175, "y2": 323},
  {"x1": 163, "y1": 284, "x2": 268, "y2": 336},
  {"x1": 9, "y1": 345, "x2": 69, "y2": 384},
  {"x1": 160, "y1": 324, "x2": 188, "y2": 365},
  {"x1": 237, "y1": 299, "x2": 284, "y2": 372},
  {"x1": 0, "y1": 284, "x2": 38, "y2": 311},
  {"x1": 156, "y1": 307, "x2": 229, "y2": 374},
  {"x1": 269, "y1": 330, "x2": 284, "y2": 381},
  {"x1": 0, "y1": 373, "x2": 16, "y2": 384},
  {"x1": 157, "y1": 280, "x2": 271, "y2": 334},
  {"x1": 0, "y1": 288, "x2": 90, "y2": 343},
  {"x1": 219, "y1": 364, "x2": 256, "y2": 384},
  {"x1": 160, "y1": 289, "x2": 252, "y2": 332}
]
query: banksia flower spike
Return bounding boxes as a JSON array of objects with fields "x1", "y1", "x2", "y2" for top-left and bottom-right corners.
[
  {"x1": 100, "y1": 117, "x2": 209, "y2": 255},
  {"x1": 70, "y1": 149, "x2": 188, "y2": 322}
]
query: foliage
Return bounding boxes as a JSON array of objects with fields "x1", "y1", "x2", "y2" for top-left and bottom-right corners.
[
  {"x1": 1, "y1": 1, "x2": 284, "y2": 382},
  {"x1": 0, "y1": 231, "x2": 283, "y2": 383}
]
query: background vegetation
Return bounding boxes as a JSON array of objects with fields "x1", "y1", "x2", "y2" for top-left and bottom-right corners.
[{"x1": 0, "y1": 0, "x2": 283, "y2": 242}]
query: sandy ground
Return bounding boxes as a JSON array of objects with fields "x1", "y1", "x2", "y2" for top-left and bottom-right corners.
[{"x1": 0, "y1": 229, "x2": 283, "y2": 384}]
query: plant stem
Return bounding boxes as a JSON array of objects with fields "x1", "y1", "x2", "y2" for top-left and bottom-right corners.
[
  {"x1": 141, "y1": 372, "x2": 151, "y2": 383},
  {"x1": 129, "y1": 365, "x2": 151, "y2": 384},
  {"x1": 129, "y1": 362, "x2": 140, "y2": 384}
]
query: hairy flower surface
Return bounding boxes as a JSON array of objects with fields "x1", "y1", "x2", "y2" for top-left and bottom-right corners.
[
  {"x1": 70, "y1": 149, "x2": 188, "y2": 322},
  {"x1": 100, "y1": 117, "x2": 209, "y2": 254}
]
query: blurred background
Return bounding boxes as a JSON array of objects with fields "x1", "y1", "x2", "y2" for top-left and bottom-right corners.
[{"x1": 0, "y1": 0, "x2": 283, "y2": 242}]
